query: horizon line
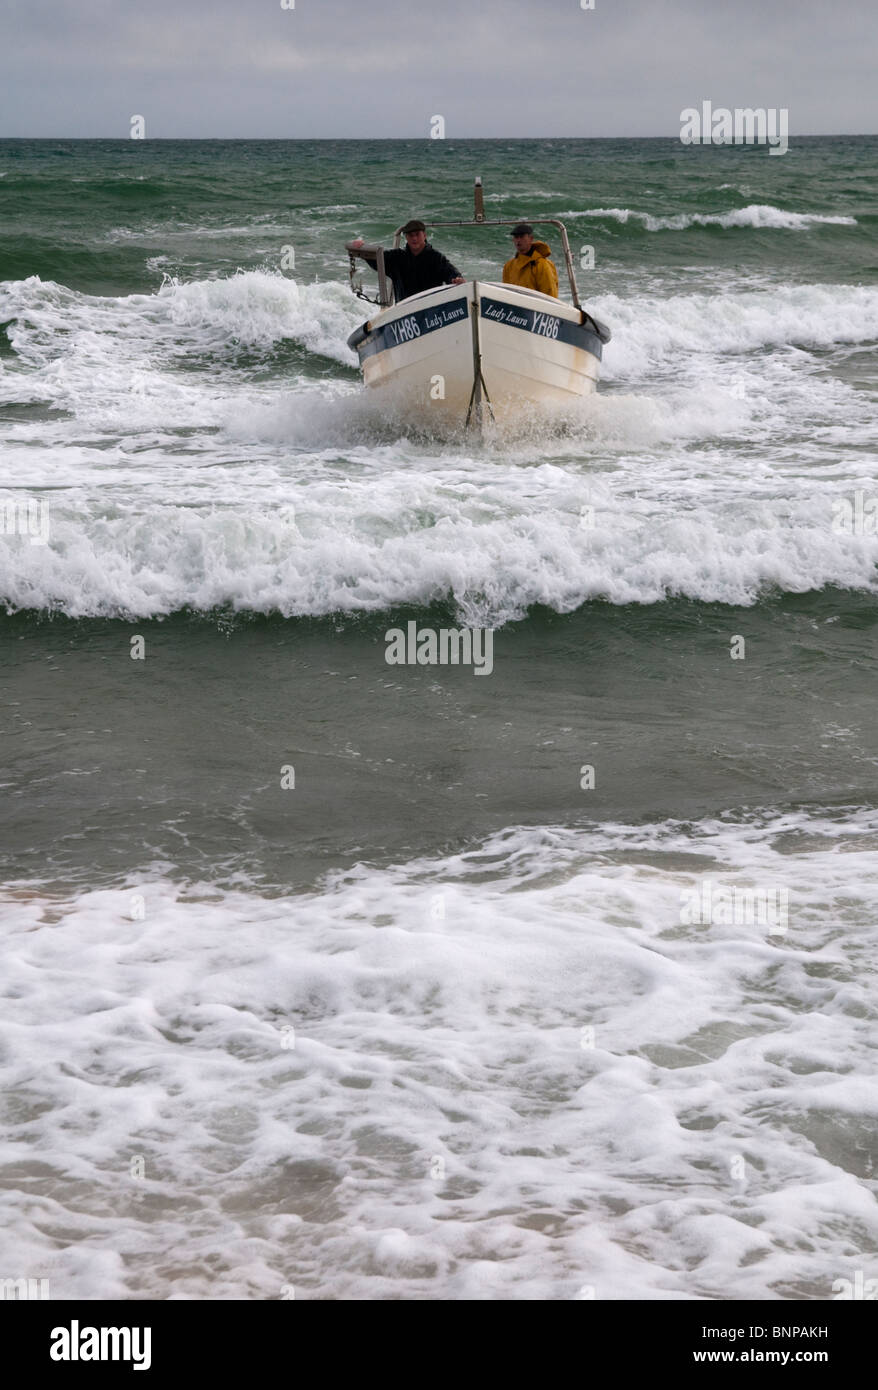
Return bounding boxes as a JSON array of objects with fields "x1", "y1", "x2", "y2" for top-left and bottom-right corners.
[{"x1": 1, "y1": 131, "x2": 877, "y2": 141}]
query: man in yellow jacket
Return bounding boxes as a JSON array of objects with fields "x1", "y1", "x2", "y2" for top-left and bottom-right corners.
[{"x1": 502, "y1": 223, "x2": 559, "y2": 298}]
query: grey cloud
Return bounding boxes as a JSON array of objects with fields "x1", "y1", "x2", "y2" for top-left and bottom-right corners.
[{"x1": 0, "y1": 0, "x2": 875, "y2": 136}]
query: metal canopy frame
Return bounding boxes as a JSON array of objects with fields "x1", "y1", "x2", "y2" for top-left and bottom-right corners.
[
  {"x1": 346, "y1": 178, "x2": 583, "y2": 311},
  {"x1": 345, "y1": 244, "x2": 392, "y2": 308}
]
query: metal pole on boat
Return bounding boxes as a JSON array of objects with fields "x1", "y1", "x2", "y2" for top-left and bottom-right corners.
[
  {"x1": 375, "y1": 248, "x2": 391, "y2": 307},
  {"x1": 344, "y1": 242, "x2": 392, "y2": 307},
  {"x1": 557, "y1": 225, "x2": 582, "y2": 309},
  {"x1": 473, "y1": 177, "x2": 486, "y2": 222},
  {"x1": 465, "y1": 282, "x2": 495, "y2": 433}
]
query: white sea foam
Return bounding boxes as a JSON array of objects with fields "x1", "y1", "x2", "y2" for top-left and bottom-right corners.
[
  {"x1": 1, "y1": 810, "x2": 876, "y2": 1299},
  {"x1": 559, "y1": 204, "x2": 859, "y2": 231},
  {"x1": 597, "y1": 282, "x2": 878, "y2": 380},
  {"x1": 2, "y1": 473, "x2": 878, "y2": 622},
  {"x1": 103, "y1": 223, "x2": 299, "y2": 242},
  {"x1": 0, "y1": 270, "x2": 363, "y2": 383}
]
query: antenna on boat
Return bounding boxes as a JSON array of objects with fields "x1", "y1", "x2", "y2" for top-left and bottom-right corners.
[{"x1": 473, "y1": 177, "x2": 486, "y2": 222}]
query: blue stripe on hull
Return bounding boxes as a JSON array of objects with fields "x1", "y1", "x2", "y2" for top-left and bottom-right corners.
[
  {"x1": 356, "y1": 297, "x2": 469, "y2": 362},
  {"x1": 354, "y1": 292, "x2": 604, "y2": 365},
  {"x1": 480, "y1": 297, "x2": 603, "y2": 360}
]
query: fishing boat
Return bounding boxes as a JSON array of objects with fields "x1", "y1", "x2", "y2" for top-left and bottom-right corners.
[{"x1": 345, "y1": 179, "x2": 611, "y2": 431}]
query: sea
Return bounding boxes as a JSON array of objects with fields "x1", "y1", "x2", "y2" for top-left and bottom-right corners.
[{"x1": 1, "y1": 136, "x2": 877, "y2": 1301}]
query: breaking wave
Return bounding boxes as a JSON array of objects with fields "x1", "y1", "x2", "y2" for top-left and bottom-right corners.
[{"x1": 559, "y1": 204, "x2": 859, "y2": 231}]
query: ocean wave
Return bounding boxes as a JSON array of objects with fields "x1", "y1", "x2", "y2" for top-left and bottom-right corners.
[
  {"x1": 2, "y1": 273, "x2": 877, "y2": 404},
  {"x1": 1, "y1": 273, "x2": 877, "y2": 621},
  {"x1": 596, "y1": 282, "x2": 878, "y2": 380},
  {"x1": 558, "y1": 204, "x2": 859, "y2": 231},
  {"x1": 0, "y1": 271, "x2": 364, "y2": 388},
  {"x1": 2, "y1": 479, "x2": 877, "y2": 622},
  {"x1": 102, "y1": 222, "x2": 302, "y2": 242}
]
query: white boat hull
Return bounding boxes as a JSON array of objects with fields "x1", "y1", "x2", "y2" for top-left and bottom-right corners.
[{"x1": 348, "y1": 281, "x2": 608, "y2": 430}]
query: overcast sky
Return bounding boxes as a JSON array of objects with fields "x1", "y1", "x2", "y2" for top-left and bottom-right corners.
[{"x1": 1, "y1": 0, "x2": 876, "y2": 138}]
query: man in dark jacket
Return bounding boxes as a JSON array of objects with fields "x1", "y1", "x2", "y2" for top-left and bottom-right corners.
[{"x1": 349, "y1": 219, "x2": 464, "y2": 302}]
